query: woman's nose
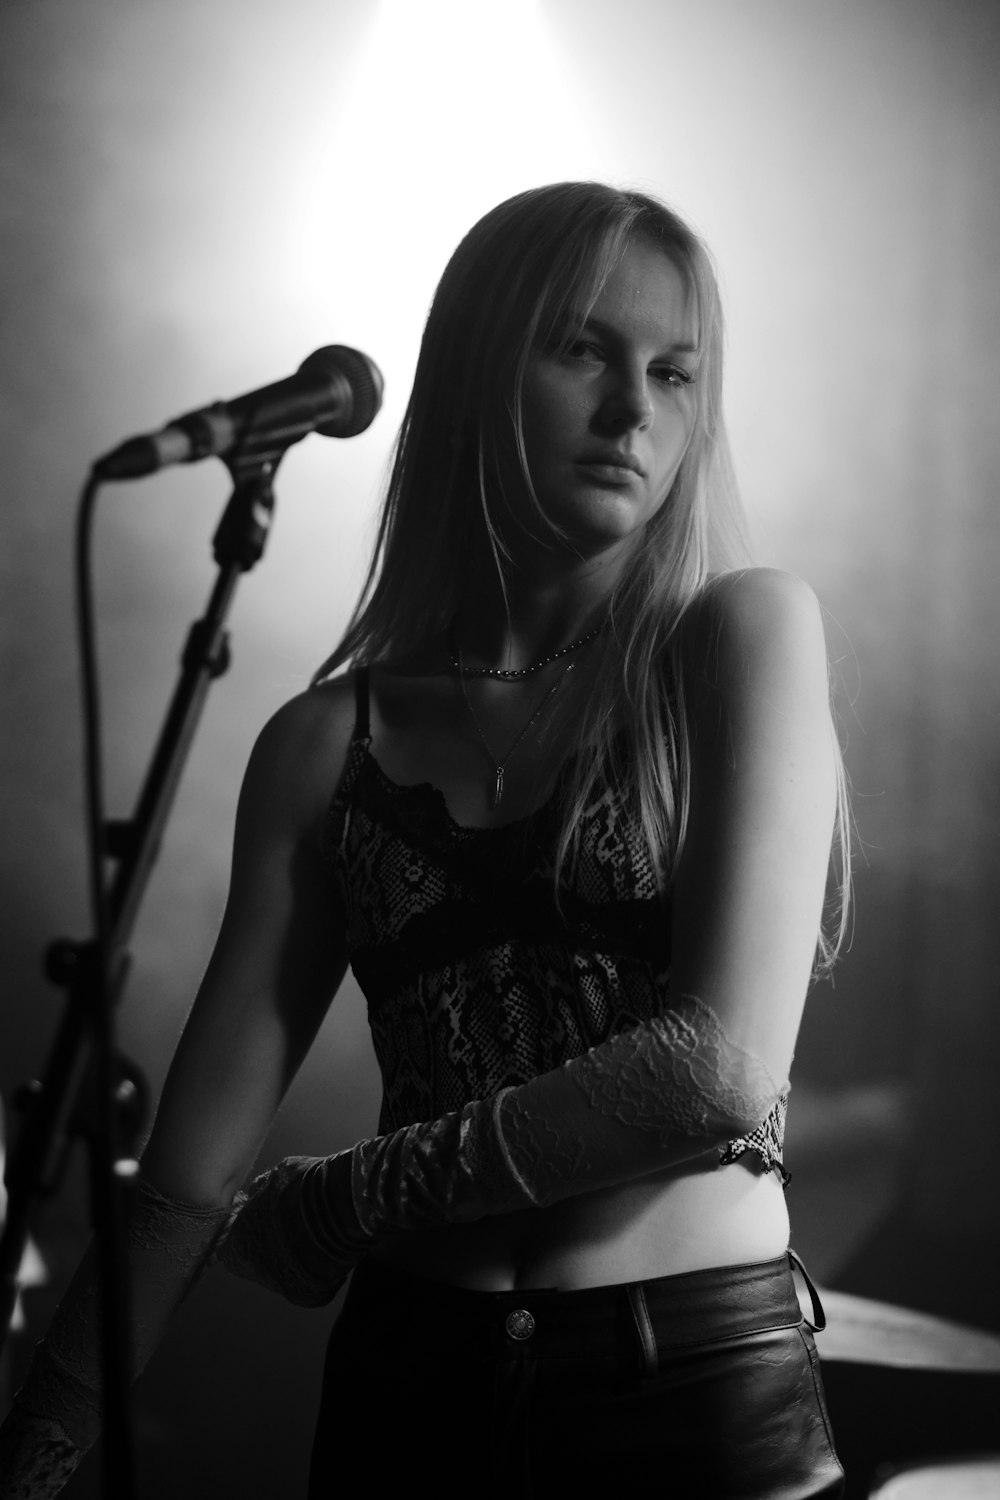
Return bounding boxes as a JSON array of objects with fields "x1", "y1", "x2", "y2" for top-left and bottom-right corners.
[{"x1": 597, "y1": 367, "x2": 653, "y2": 431}]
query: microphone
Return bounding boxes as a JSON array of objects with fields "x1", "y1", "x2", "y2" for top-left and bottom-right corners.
[{"x1": 94, "y1": 345, "x2": 384, "y2": 481}]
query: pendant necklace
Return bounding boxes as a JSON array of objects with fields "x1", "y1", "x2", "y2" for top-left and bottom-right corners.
[{"x1": 457, "y1": 651, "x2": 575, "y2": 810}]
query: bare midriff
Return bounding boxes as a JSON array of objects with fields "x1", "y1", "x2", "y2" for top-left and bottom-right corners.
[{"x1": 369, "y1": 1158, "x2": 790, "y2": 1292}]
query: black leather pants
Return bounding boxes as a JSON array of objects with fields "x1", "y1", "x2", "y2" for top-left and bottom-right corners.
[{"x1": 309, "y1": 1251, "x2": 845, "y2": 1498}]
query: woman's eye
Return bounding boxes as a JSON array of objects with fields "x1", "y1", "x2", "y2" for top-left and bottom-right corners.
[
  {"x1": 652, "y1": 365, "x2": 694, "y2": 388},
  {"x1": 563, "y1": 340, "x2": 603, "y2": 364}
]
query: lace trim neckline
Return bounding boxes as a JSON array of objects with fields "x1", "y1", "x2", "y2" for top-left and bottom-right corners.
[{"x1": 360, "y1": 743, "x2": 563, "y2": 839}]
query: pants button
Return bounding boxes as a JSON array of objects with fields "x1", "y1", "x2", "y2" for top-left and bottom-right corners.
[{"x1": 505, "y1": 1308, "x2": 535, "y2": 1341}]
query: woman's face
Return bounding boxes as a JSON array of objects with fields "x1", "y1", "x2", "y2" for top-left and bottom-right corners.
[{"x1": 515, "y1": 237, "x2": 700, "y2": 563}]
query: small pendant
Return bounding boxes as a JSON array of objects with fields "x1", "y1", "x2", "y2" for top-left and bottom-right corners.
[{"x1": 492, "y1": 765, "x2": 505, "y2": 809}]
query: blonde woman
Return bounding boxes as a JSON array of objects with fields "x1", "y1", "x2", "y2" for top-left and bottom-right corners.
[{"x1": 1, "y1": 183, "x2": 847, "y2": 1497}]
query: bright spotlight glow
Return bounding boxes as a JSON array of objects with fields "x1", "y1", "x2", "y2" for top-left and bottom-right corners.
[
  {"x1": 281, "y1": 0, "x2": 612, "y2": 399},
  {"x1": 365, "y1": 0, "x2": 549, "y2": 190}
]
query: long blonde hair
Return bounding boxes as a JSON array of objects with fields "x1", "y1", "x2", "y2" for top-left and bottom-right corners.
[{"x1": 314, "y1": 182, "x2": 850, "y2": 969}]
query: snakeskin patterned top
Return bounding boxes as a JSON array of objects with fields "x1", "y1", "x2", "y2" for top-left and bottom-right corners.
[{"x1": 320, "y1": 670, "x2": 789, "y2": 1183}]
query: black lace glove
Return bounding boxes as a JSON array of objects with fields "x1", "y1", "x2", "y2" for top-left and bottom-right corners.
[{"x1": 0, "y1": 1179, "x2": 229, "y2": 1499}]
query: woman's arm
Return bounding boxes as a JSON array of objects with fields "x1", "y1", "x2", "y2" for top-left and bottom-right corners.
[
  {"x1": 0, "y1": 683, "x2": 354, "y2": 1496},
  {"x1": 669, "y1": 565, "x2": 838, "y2": 1080},
  {"x1": 220, "y1": 571, "x2": 840, "y2": 1297},
  {"x1": 142, "y1": 684, "x2": 353, "y2": 1203}
]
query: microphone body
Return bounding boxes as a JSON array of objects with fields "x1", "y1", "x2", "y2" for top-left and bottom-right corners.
[{"x1": 94, "y1": 346, "x2": 383, "y2": 481}]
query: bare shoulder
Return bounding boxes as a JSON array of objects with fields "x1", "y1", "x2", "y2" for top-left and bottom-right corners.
[
  {"x1": 239, "y1": 672, "x2": 361, "y2": 835},
  {"x1": 680, "y1": 567, "x2": 828, "y2": 701},
  {"x1": 688, "y1": 566, "x2": 825, "y2": 649}
]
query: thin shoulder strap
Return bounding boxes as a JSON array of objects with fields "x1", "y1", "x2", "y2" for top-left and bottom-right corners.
[
  {"x1": 353, "y1": 666, "x2": 371, "y2": 742},
  {"x1": 321, "y1": 667, "x2": 372, "y2": 852}
]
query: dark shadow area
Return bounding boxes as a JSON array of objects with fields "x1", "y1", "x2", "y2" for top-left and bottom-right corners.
[
  {"x1": 835, "y1": 1213, "x2": 1000, "y2": 1334},
  {"x1": 823, "y1": 1365, "x2": 1000, "y2": 1499},
  {"x1": 822, "y1": 1216, "x2": 1000, "y2": 1497}
]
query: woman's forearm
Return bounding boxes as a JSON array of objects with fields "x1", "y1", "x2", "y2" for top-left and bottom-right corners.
[
  {"x1": 218, "y1": 992, "x2": 784, "y2": 1303},
  {"x1": 0, "y1": 1179, "x2": 229, "y2": 1499}
]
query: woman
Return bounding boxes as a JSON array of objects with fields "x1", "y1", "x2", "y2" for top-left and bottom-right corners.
[{"x1": 0, "y1": 183, "x2": 847, "y2": 1497}]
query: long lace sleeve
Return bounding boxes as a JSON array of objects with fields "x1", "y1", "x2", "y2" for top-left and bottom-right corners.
[
  {"x1": 486, "y1": 992, "x2": 782, "y2": 1204},
  {"x1": 0, "y1": 1179, "x2": 229, "y2": 1500},
  {"x1": 218, "y1": 993, "x2": 784, "y2": 1304}
]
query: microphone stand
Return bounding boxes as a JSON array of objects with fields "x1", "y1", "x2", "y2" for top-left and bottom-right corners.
[{"x1": 0, "y1": 446, "x2": 283, "y2": 1498}]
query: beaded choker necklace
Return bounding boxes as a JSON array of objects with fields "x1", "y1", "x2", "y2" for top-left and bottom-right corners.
[{"x1": 449, "y1": 623, "x2": 603, "y2": 680}]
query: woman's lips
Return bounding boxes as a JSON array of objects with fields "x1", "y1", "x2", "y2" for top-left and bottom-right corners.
[{"x1": 575, "y1": 458, "x2": 643, "y2": 483}]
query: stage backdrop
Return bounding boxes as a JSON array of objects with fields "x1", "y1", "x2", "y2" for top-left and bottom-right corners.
[{"x1": 1, "y1": 1, "x2": 998, "y2": 1494}]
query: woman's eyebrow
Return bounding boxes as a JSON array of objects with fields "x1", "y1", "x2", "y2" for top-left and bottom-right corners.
[{"x1": 576, "y1": 311, "x2": 700, "y2": 355}]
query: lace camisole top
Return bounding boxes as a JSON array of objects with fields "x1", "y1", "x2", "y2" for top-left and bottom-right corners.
[{"x1": 320, "y1": 669, "x2": 789, "y2": 1183}]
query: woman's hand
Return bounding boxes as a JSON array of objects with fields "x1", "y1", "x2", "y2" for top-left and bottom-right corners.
[
  {"x1": 215, "y1": 990, "x2": 786, "y2": 1297},
  {"x1": 215, "y1": 1153, "x2": 368, "y2": 1308},
  {"x1": 0, "y1": 683, "x2": 359, "y2": 1497}
]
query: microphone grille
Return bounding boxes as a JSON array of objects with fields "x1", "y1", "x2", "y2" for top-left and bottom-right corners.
[{"x1": 301, "y1": 345, "x2": 384, "y2": 438}]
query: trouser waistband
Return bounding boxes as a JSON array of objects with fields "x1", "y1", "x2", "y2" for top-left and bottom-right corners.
[{"x1": 346, "y1": 1250, "x2": 822, "y2": 1366}]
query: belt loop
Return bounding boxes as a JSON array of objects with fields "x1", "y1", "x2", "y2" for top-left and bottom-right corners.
[
  {"x1": 788, "y1": 1248, "x2": 827, "y2": 1332},
  {"x1": 626, "y1": 1282, "x2": 660, "y2": 1377}
]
